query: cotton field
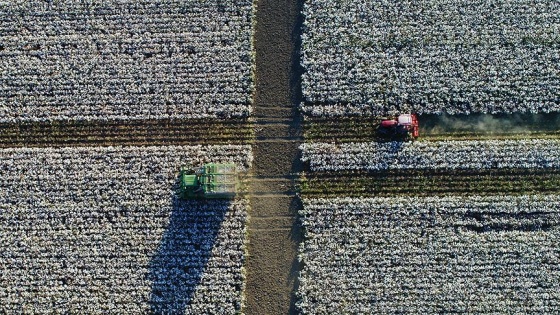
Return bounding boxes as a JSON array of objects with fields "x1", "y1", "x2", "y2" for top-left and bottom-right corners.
[
  {"x1": 0, "y1": 0, "x2": 254, "y2": 122},
  {"x1": 301, "y1": 139, "x2": 560, "y2": 171},
  {"x1": 301, "y1": 0, "x2": 560, "y2": 116},
  {"x1": 3, "y1": 0, "x2": 560, "y2": 313},
  {"x1": 297, "y1": 196, "x2": 560, "y2": 314},
  {"x1": 0, "y1": 145, "x2": 251, "y2": 313}
]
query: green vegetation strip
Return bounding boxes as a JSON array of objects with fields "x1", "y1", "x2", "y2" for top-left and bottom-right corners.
[
  {"x1": 0, "y1": 118, "x2": 254, "y2": 147},
  {"x1": 301, "y1": 169, "x2": 560, "y2": 197},
  {"x1": 305, "y1": 114, "x2": 560, "y2": 142}
]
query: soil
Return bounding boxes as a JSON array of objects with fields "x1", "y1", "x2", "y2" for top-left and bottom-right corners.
[
  {"x1": 0, "y1": 118, "x2": 253, "y2": 147},
  {"x1": 304, "y1": 116, "x2": 560, "y2": 143},
  {"x1": 244, "y1": 0, "x2": 304, "y2": 313},
  {"x1": 252, "y1": 141, "x2": 301, "y2": 176}
]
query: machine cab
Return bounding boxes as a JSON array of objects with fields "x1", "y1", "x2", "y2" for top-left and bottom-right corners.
[{"x1": 398, "y1": 114, "x2": 414, "y2": 126}]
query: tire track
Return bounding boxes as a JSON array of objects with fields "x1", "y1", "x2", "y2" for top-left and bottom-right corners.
[{"x1": 244, "y1": 0, "x2": 304, "y2": 313}]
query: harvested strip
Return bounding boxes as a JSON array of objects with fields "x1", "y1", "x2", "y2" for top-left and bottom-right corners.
[
  {"x1": 301, "y1": 139, "x2": 560, "y2": 171},
  {"x1": 302, "y1": 169, "x2": 560, "y2": 197},
  {"x1": 305, "y1": 114, "x2": 560, "y2": 142},
  {"x1": 297, "y1": 195, "x2": 560, "y2": 314},
  {"x1": 0, "y1": 118, "x2": 253, "y2": 147},
  {"x1": 0, "y1": 145, "x2": 251, "y2": 313}
]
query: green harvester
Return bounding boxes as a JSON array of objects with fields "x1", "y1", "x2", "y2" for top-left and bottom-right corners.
[{"x1": 179, "y1": 163, "x2": 239, "y2": 199}]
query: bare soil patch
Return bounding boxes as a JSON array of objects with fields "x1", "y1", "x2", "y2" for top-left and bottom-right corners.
[
  {"x1": 253, "y1": 141, "x2": 302, "y2": 177},
  {"x1": 244, "y1": 0, "x2": 304, "y2": 313}
]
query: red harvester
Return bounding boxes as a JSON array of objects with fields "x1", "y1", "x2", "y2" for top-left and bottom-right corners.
[{"x1": 378, "y1": 114, "x2": 419, "y2": 140}]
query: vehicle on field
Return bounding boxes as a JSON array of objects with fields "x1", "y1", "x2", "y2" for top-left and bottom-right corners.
[
  {"x1": 377, "y1": 114, "x2": 419, "y2": 140},
  {"x1": 179, "y1": 163, "x2": 239, "y2": 199}
]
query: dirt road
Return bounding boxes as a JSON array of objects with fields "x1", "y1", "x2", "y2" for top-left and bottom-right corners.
[{"x1": 244, "y1": 0, "x2": 304, "y2": 313}]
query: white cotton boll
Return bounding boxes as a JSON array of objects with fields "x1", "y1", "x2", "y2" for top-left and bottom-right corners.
[
  {"x1": 0, "y1": 0, "x2": 254, "y2": 122},
  {"x1": 300, "y1": 0, "x2": 560, "y2": 117},
  {"x1": 301, "y1": 139, "x2": 560, "y2": 171},
  {"x1": 0, "y1": 144, "x2": 252, "y2": 312},
  {"x1": 296, "y1": 195, "x2": 560, "y2": 314}
]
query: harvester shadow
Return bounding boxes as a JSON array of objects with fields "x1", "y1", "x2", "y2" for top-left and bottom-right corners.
[{"x1": 147, "y1": 179, "x2": 230, "y2": 313}]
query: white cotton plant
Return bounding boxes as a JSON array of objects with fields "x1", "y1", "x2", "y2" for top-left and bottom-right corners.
[
  {"x1": 300, "y1": 0, "x2": 560, "y2": 116},
  {"x1": 0, "y1": 0, "x2": 255, "y2": 122},
  {"x1": 0, "y1": 145, "x2": 252, "y2": 313},
  {"x1": 297, "y1": 195, "x2": 560, "y2": 314},
  {"x1": 301, "y1": 139, "x2": 560, "y2": 171}
]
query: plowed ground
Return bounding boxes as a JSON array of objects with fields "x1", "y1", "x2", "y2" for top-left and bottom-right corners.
[{"x1": 0, "y1": 118, "x2": 253, "y2": 147}]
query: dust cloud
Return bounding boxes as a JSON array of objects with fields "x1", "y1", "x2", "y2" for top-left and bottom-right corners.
[{"x1": 420, "y1": 113, "x2": 560, "y2": 135}]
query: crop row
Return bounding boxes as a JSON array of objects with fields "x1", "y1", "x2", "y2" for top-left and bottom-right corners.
[
  {"x1": 301, "y1": 139, "x2": 560, "y2": 171},
  {"x1": 302, "y1": 169, "x2": 560, "y2": 197},
  {"x1": 0, "y1": 118, "x2": 253, "y2": 147},
  {"x1": 0, "y1": 0, "x2": 254, "y2": 122},
  {"x1": 0, "y1": 145, "x2": 251, "y2": 313},
  {"x1": 301, "y1": 0, "x2": 560, "y2": 116},
  {"x1": 297, "y1": 196, "x2": 560, "y2": 313}
]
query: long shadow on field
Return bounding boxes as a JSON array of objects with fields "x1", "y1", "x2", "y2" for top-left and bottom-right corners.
[{"x1": 148, "y1": 186, "x2": 229, "y2": 313}]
